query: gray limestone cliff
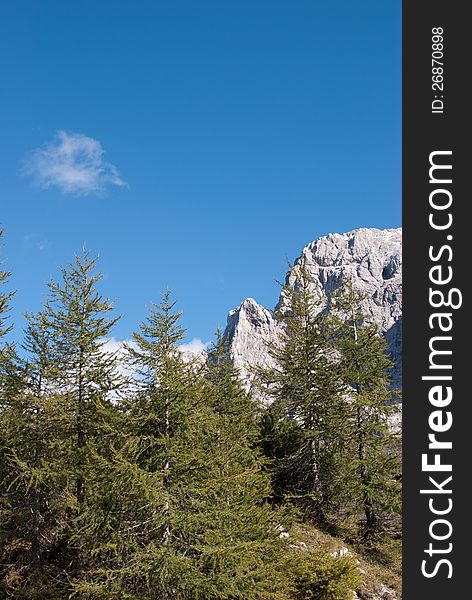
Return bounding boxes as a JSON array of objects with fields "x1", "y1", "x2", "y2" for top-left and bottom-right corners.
[{"x1": 223, "y1": 227, "x2": 402, "y2": 398}]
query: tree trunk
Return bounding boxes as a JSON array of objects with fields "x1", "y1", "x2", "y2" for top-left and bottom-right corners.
[
  {"x1": 309, "y1": 438, "x2": 325, "y2": 523},
  {"x1": 357, "y1": 406, "x2": 376, "y2": 537}
]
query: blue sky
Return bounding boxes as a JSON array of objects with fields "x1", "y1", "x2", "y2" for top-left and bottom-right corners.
[{"x1": 0, "y1": 0, "x2": 401, "y2": 348}]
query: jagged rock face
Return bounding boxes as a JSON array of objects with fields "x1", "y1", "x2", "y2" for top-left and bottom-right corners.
[
  {"x1": 223, "y1": 298, "x2": 279, "y2": 399},
  {"x1": 223, "y1": 227, "x2": 402, "y2": 396}
]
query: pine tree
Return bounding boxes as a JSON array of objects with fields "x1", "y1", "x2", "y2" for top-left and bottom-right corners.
[
  {"x1": 0, "y1": 310, "x2": 67, "y2": 597},
  {"x1": 329, "y1": 281, "x2": 401, "y2": 539},
  {"x1": 127, "y1": 291, "x2": 197, "y2": 560},
  {"x1": 206, "y1": 329, "x2": 257, "y2": 425},
  {"x1": 42, "y1": 248, "x2": 121, "y2": 506},
  {"x1": 0, "y1": 229, "x2": 22, "y2": 594},
  {"x1": 27, "y1": 249, "x2": 122, "y2": 592},
  {"x1": 0, "y1": 231, "x2": 53, "y2": 595},
  {"x1": 1, "y1": 248, "x2": 124, "y2": 596},
  {"x1": 200, "y1": 330, "x2": 288, "y2": 598},
  {"x1": 70, "y1": 291, "x2": 208, "y2": 598},
  {"x1": 75, "y1": 296, "x2": 288, "y2": 599},
  {"x1": 258, "y1": 269, "x2": 349, "y2": 524}
]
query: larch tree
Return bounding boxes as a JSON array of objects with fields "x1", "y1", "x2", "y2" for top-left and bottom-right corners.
[
  {"x1": 200, "y1": 330, "x2": 289, "y2": 598},
  {"x1": 329, "y1": 281, "x2": 401, "y2": 539},
  {"x1": 0, "y1": 232, "x2": 55, "y2": 595},
  {"x1": 0, "y1": 309, "x2": 67, "y2": 597},
  {"x1": 257, "y1": 269, "x2": 349, "y2": 525},
  {"x1": 36, "y1": 248, "x2": 124, "y2": 584},
  {"x1": 76, "y1": 291, "x2": 210, "y2": 598},
  {"x1": 0, "y1": 228, "x2": 22, "y2": 594},
  {"x1": 78, "y1": 296, "x2": 288, "y2": 599}
]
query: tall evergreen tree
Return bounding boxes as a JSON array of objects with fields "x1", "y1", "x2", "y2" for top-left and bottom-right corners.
[
  {"x1": 206, "y1": 329, "x2": 256, "y2": 424},
  {"x1": 329, "y1": 281, "x2": 401, "y2": 538},
  {"x1": 75, "y1": 296, "x2": 287, "y2": 599},
  {"x1": 201, "y1": 330, "x2": 288, "y2": 598},
  {"x1": 0, "y1": 231, "x2": 52, "y2": 595},
  {"x1": 258, "y1": 270, "x2": 349, "y2": 524},
  {"x1": 1, "y1": 249, "x2": 123, "y2": 598},
  {"x1": 72, "y1": 292, "x2": 211, "y2": 598},
  {"x1": 0, "y1": 310, "x2": 67, "y2": 597},
  {"x1": 42, "y1": 248, "x2": 121, "y2": 509},
  {"x1": 0, "y1": 228, "x2": 21, "y2": 594},
  {"x1": 39, "y1": 249, "x2": 124, "y2": 588}
]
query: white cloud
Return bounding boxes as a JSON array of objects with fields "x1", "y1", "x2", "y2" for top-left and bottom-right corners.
[
  {"x1": 104, "y1": 337, "x2": 209, "y2": 358},
  {"x1": 23, "y1": 130, "x2": 127, "y2": 195},
  {"x1": 179, "y1": 338, "x2": 209, "y2": 355},
  {"x1": 102, "y1": 337, "x2": 133, "y2": 355},
  {"x1": 101, "y1": 337, "x2": 137, "y2": 382},
  {"x1": 101, "y1": 336, "x2": 209, "y2": 379}
]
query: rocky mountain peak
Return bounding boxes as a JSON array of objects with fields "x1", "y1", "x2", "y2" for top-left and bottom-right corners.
[{"x1": 223, "y1": 227, "x2": 402, "y2": 396}]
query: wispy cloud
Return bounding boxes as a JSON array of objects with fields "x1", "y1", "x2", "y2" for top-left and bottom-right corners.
[
  {"x1": 102, "y1": 337, "x2": 134, "y2": 356},
  {"x1": 104, "y1": 337, "x2": 209, "y2": 358},
  {"x1": 179, "y1": 338, "x2": 209, "y2": 355},
  {"x1": 102, "y1": 336, "x2": 208, "y2": 379},
  {"x1": 23, "y1": 130, "x2": 127, "y2": 195},
  {"x1": 101, "y1": 337, "x2": 137, "y2": 381}
]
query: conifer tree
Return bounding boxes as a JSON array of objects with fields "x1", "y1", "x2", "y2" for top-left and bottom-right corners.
[
  {"x1": 41, "y1": 248, "x2": 121, "y2": 508},
  {"x1": 31, "y1": 249, "x2": 122, "y2": 590},
  {"x1": 206, "y1": 329, "x2": 259, "y2": 430},
  {"x1": 201, "y1": 330, "x2": 288, "y2": 598},
  {"x1": 1, "y1": 248, "x2": 123, "y2": 596},
  {"x1": 0, "y1": 232, "x2": 53, "y2": 595},
  {"x1": 72, "y1": 291, "x2": 209, "y2": 598},
  {"x1": 0, "y1": 310, "x2": 66, "y2": 597},
  {"x1": 76, "y1": 296, "x2": 287, "y2": 599},
  {"x1": 329, "y1": 281, "x2": 401, "y2": 538},
  {"x1": 0, "y1": 229, "x2": 21, "y2": 594},
  {"x1": 258, "y1": 270, "x2": 349, "y2": 524}
]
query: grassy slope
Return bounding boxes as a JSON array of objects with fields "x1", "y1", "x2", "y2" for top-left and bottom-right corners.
[{"x1": 287, "y1": 523, "x2": 402, "y2": 599}]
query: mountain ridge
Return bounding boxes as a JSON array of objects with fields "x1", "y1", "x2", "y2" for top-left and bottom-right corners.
[{"x1": 223, "y1": 227, "x2": 402, "y2": 399}]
